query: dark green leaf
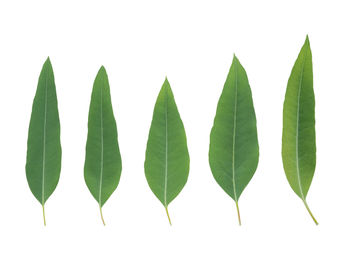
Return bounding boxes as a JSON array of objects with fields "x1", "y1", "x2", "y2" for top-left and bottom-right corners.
[
  {"x1": 282, "y1": 36, "x2": 318, "y2": 225},
  {"x1": 144, "y1": 78, "x2": 190, "y2": 225},
  {"x1": 26, "y1": 57, "x2": 61, "y2": 225},
  {"x1": 84, "y1": 66, "x2": 122, "y2": 225},
  {"x1": 209, "y1": 55, "x2": 259, "y2": 225}
]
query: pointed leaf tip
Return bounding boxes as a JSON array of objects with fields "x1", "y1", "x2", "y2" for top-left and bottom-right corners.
[
  {"x1": 164, "y1": 76, "x2": 170, "y2": 85},
  {"x1": 99, "y1": 65, "x2": 106, "y2": 74},
  {"x1": 43, "y1": 57, "x2": 53, "y2": 69},
  {"x1": 304, "y1": 35, "x2": 310, "y2": 46},
  {"x1": 232, "y1": 54, "x2": 241, "y2": 66},
  {"x1": 162, "y1": 77, "x2": 171, "y2": 92}
]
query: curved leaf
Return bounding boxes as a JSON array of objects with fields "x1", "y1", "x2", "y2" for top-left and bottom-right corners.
[
  {"x1": 84, "y1": 66, "x2": 122, "y2": 225},
  {"x1": 144, "y1": 78, "x2": 190, "y2": 225},
  {"x1": 26, "y1": 57, "x2": 61, "y2": 225},
  {"x1": 282, "y1": 36, "x2": 318, "y2": 224},
  {"x1": 209, "y1": 55, "x2": 259, "y2": 225}
]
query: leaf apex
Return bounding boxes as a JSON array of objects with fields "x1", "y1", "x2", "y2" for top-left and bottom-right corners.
[
  {"x1": 44, "y1": 56, "x2": 52, "y2": 68},
  {"x1": 162, "y1": 77, "x2": 171, "y2": 91},
  {"x1": 232, "y1": 55, "x2": 244, "y2": 71},
  {"x1": 164, "y1": 76, "x2": 170, "y2": 84},
  {"x1": 232, "y1": 54, "x2": 241, "y2": 64},
  {"x1": 99, "y1": 65, "x2": 106, "y2": 72},
  {"x1": 96, "y1": 66, "x2": 108, "y2": 80}
]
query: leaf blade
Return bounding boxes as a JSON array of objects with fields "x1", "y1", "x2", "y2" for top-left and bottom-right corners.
[
  {"x1": 26, "y1": 57, "x2": 62, "y2": 224},
  {"x1": 282, "y1": 36, "x2": 317, "y2": 224},
  {"x1": 209, "y1": 55, "x2": 259, "y2": 223},
  {"x1": 84, "y1": 66, "x2": 122, "y2": 222},
  {"x1": 144, "y1": 79, "x2": 190, "y2": 220}
]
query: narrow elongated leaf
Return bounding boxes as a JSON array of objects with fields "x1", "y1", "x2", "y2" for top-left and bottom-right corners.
[
  {"x1": 282, "y1": 36, "x2": 318, "y2": 224},
  {"x1": 209, "y1": 55, "x2": 259, "y2": 225},
  {"x1": 26, "y1": 57, "x2": 61, "y2": 226},
  {"x1": 144, "y1": 78, "x2": 190, "y2": 225},
  {"x1": 84, "y1": 66, "x2": 122, "y2": 225}
]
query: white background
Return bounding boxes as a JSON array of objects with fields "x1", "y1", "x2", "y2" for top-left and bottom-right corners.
[{"x1": 0, "y1": 0, "x2": 349, "y2": 262}]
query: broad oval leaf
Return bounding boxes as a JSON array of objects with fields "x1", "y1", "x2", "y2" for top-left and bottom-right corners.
[
  {"x1": 144, "y1": 78, "x2": 190, "y2": 225},
  {"x1": 26, "y1": 57, "x2": 62, "y2": 226},
  {"x1": 209, "y1": 55, "x2": 259, "y2": 225},
  {"x1": 282, "y1": 36, "x2": 318, "y2": 225},
  {"x1": 84, "y1": 66, "x2": 122, "y2": 225}
]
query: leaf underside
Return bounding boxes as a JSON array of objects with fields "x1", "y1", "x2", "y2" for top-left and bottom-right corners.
[
  {"x1": 26, "y1": 57, "x2": 61, "y2": 206},
  {"x1": 209, "y1": 56, "x2": 259, "y2": 202},
  {"x1": 144, "y1": 78, "x2": 190, "y2": 208},
  {"x1": 282, "y1": 36, "x2": 316, "y2": 200},
  {"x1": 282, "y1": 36, "x2": 318, "y2": 224},
  {"x1": 84, "y1": 66, "x2": 122, "y2": 208}
]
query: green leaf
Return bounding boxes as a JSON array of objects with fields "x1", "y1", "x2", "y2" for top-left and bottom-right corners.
[
  {"x1": 209, "y1": 55, "x2": 259, "y2": 225},
  {"x1": 144, "y1": 78, "x2": 190, "y2": 225},
  {"x1": 84, "y1": 66, "x2": 122, "y2": 225},
  {"x1": 26, "y1": 57, "x2": 61, "y2": 226},
  {"x1": 282, "y1": 36, "x2": 318, "y2": 225}
]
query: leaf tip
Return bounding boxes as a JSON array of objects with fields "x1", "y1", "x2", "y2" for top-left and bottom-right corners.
[
  {"x1": 99, "y1": 65, "x2": 106, "y2": 73},
  {"x1": 304, "y1": 35, "x2": 310, "y2": 46},
  {"x1": 96, "y1": 66, "x2": 108, "y2": 81},
  {"x1": 162, "y1": 77, "x2": 171, "y2": 91},
  {"x1": 164, "y1": 76, "x2": 169, "y2": 84},
  {"x1": 43, "y1": 56, "x2": 52, "y2": 69},
  {"x1": 232, "y1": 54, "x2": 241, "y2": 66}
]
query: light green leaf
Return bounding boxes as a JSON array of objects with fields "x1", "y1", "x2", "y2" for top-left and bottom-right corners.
[
  {"x1": 84, "y1": 66, "x2": 122, "y2": 225},
  {"x1": 282, "y1": 36, "x2": 318, "y2": 225},
  {"x1": 144, "y1": 78, "x2": 190, "y2": 225},
  {"x1": 209, "y1": 55, "x2": 259, "y2": 225},
  {"x1": 26, "y1": 57, "x2": 61, "y2": 226}
]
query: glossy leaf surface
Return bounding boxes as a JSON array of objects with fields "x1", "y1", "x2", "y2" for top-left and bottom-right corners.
[
  {"x1": 144, "y1": 78, "x2": 190, "y2": 225},
  {"x1": 26, "y1": 57, "x2": 61, "y2": 225},
  {"x1": 84, "y1": 66, "x2": 122, "y2": 225},
  {"x1": 209, "y1": 55, "x2": 259, "y2": 225},
  {"x1": 282, "y1": 36, "x2": 318, "y2": 224}
]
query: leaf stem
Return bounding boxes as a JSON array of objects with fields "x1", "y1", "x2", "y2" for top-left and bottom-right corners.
[
  {"x1": 235, "y1": 201, "x2": 241, "y2": 225},
  {"x1": 303, "y1": 200, "x2": 318, "y2": 225},
  {"x1": 99, "y1": 205, "x2": 106, "y2": 226},
  {"x1": 42, "y1": 204, "x2": 46, "y2": 226},
  {"x1": 165, "y1": 206, "x2": 172, "y2": 226}
]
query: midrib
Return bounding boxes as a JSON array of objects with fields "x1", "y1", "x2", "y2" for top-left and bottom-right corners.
[
  {"x1": 232, "y1": 65, "x2": 238, "y2": 201},
  {"x1": 41, "y1": 75, "x2": 48, "y2": 205},
  {"x1": 98, "y1": 85, "x2": 104, "y2": 207},
  {"x1": 164, "y1": 88, "x2": 169, "y2": 206},
  {"x1": 295, "y1": 56, "x2": 306, "y2": 200}
]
